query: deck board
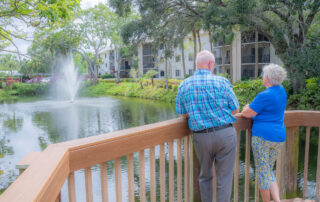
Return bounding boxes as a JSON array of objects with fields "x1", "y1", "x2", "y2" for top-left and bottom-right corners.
[{"x1": 278, "y1": 198, "x2": 314, "y2": 202}]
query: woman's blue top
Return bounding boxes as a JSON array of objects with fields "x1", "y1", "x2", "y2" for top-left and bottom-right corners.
[{"x1": 249, "y1": 85, "x2": 287, "y2": 142}]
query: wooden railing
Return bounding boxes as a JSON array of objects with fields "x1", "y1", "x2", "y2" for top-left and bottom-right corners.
[{"x1": 1, "y1": 111, "x2": 320, "y2": 202}]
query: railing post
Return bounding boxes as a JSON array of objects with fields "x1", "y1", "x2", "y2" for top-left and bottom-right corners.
[
  {"x1": 192, "y1": 134, "x2": 202, "y2": 202},
  {"x1": 279, "y1": 127, "x2": 300, "y2": 198}
]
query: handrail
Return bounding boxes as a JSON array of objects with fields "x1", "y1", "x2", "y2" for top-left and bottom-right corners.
[
  {"x1": 1, "y1": 118, "x2": 189, "y2": 201},
  {"x1": 1, "y1": 110, "x2": 320, "y2": 202}
]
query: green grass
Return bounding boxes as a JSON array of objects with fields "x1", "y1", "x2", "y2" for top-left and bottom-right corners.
[{"x1": 80, "y1": 80, "x2": 179, "y2": 103}]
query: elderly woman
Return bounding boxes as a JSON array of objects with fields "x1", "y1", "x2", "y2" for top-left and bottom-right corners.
[{"x1": 241, "y1": 64, "x2": 287, "y2": 202}]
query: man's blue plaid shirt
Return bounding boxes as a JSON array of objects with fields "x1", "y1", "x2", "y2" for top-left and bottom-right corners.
[{"x1": 176, "y1": 69, "x2": 239, "y2": 131}]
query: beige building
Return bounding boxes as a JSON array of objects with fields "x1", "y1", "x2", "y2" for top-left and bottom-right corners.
[{"x1": 99, "y1": 30, "x2": 282, "y2": 82}]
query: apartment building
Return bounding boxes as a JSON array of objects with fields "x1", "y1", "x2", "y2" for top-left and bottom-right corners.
[{"x1": 99, "y1": 30, "x2": 283, "y2": 82}]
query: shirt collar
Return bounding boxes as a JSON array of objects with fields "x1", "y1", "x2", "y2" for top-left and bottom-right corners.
[{"x1": 194, "y1": 69, "x2": 212, "y2": 75}]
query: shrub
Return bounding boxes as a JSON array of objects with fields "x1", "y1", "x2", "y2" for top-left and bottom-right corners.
[
  {"x1": 99, "y1": 74, "x2": 114, "y2": 79},
  {"x1": 287, "y1": 78, "x2": 320, "y2": 110},
  {"x1": 14, "y1": 83, "x2": 49, "y2": 96},
  {"x1": 233, "y1": 79, "x2": 265, "y2": 109}
]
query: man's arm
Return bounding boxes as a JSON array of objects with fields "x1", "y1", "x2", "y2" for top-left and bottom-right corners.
[
  {"x1": 232, "y1": 107, "x2": 240, "y2": 115},
  {"x1": 241, "y1": 104, "x2": 257, "y2": 118}
]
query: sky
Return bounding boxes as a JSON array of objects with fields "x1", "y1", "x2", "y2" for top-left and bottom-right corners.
[{"x1": 7, "y1": 0, "x2": 106, "y2": 56}]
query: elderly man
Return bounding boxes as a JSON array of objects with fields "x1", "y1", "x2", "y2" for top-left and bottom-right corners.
[{"x1": 176, "y1": 50, "x2": 239, "y2": 202}]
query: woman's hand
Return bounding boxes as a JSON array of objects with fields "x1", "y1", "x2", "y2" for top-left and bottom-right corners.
[
  {"x1": 181, "y1": 114, "x2": 189, "y2": 119},
  {"x1": 241, "y1": 104, "x2": 257, "y2": 118}
]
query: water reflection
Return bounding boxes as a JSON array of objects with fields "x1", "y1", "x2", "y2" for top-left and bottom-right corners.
[{"x1": 0, "y1": 97, "x2": 178, "y2": 194}]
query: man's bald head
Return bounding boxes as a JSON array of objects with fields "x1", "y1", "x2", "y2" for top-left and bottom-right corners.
[{"x1": 196, "y1": 50, "x2": 215, "y2": 72}]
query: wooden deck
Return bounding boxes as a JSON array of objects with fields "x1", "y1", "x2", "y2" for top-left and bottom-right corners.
[
  {"x1": 279, "y1": 198, "x2": 314, "y2": 202},
  {"x1": 2, "y1": 111, "x2": 320, "y2": 202}
]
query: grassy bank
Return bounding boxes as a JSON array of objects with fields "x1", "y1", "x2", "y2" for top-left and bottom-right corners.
[
  {"x1": 80, "y1": 80, "x2": 179, "y2": 103},
  {"x1": 80, "y1": 78, "x2": 320, "y2": 110}
]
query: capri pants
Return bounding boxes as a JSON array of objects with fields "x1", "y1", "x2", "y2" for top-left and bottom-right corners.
[{"x1": 252, "y1": 136, "x2": 284, "y2": 190}]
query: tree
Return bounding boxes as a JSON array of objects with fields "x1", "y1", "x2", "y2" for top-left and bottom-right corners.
[
  {"x1": 209, "y1": 25, "x2": 234, "y2": 76},
  {"x1": 203, "y1": 0, "x2": 320, "y2": 92},
  {"x1": 113, "y1": 0, "x2": 200, "y2": 84},
  {"x1": 0, "y1": 0, "x2": 80, "y2": 53},
  {"x1": 0, "y1": 54, "x2": 19, "y2": 76},
  {"x1": 144, "y1": 69, "x2": 158, "y2": 86},
  {"x1": 113, "y1": 0, "x2": 320, "y2": 92},
  {"x1": 60, "y1": 4, "x2": 138, "y2": 82}
]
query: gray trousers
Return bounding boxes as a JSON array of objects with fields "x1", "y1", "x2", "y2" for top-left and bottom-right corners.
[{"x1": 193, "y1": 126, "x2": 237, "y2": 202}]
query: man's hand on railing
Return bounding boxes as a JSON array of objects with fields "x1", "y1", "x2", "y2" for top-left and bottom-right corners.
[{"x1": 234, "y1": 113, "x2": 243, "y2": 119}]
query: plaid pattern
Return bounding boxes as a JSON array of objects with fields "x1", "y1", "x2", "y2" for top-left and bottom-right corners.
[{"x1": 176, "y1": 69, "x2": 239, "y2": 131}]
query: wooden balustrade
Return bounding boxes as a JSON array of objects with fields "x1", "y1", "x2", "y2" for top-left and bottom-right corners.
[{"x1": 1, "y1": 111, "x2": 320, "y2": 202}]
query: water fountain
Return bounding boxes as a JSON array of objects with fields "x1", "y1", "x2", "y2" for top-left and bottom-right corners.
[{"x1": 52, "y1": 54, "x2": 82, "y2": 102}]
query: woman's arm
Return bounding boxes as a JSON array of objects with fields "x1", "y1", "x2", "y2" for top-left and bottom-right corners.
[
  {"x1": 181, "y1": 114, "x2": 189, "y2": 119},
  {"x1": 241, "y1": 104, "x2": 258, "y2": 118}
]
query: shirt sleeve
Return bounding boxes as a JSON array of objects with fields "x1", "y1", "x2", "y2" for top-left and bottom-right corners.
[
  {"x1": 249, "y1": 92, "x2": 269, "y2": 114},
  {"x1": 226, "y1": 81, "x2": 239, "y2": 111},
  {"x1": 176, "y1": 85, "x2": 187, "y2": 115}
]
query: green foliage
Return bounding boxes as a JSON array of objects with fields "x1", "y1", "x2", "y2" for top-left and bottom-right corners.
[
  {"x1": 14, "y1": 83, "x2": 50, "y2": 96},
  {"x1": 80, "y1": 80, "x2": 179, "y2": 103},
  {"x1": 79, "y1": 82, "x2": 116, "y2": 97},
  {"x1": 99, "y1": 74, "x2": 114, "y2": 79},
  {"x1": 287, "y1": 78, "x2": 320, "y2": 110},
  {"x1": 144, "y1": 70, "x2": 158, "y2": 78},
  {"x1": 233, "y1": 79, "x2": 265, "y2": 109},
  {"x1": 129, "y1": 69, "x2": 138, "y2": 79},
  {"x1": 0, "y1": 0, "x2": 80, "y2": 49}
]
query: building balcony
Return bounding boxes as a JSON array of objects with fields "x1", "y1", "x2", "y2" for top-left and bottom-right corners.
[
  {"x1": 215, "y1": 57, "x2": 230, "y2": 65},
  {"x1": 242, "y1": 55, "x2": 255, "y2": 63},
  {"x1": 259, "y1": 54, "x2": 270, "y2": 63}
]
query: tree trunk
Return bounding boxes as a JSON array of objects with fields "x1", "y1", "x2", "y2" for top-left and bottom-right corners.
[
  {"x1": 165, "y1": 57, "x2": 168, "y2": 92},
  {"x1": 208, "y1": 31, "x2": 213, "y2": 52},
  {"x1": 193, "y1": 30, "x2": 197, "y2": 71},
  {"x1": 115, "y1": 48, "x2": 121, "y2": 83},
  {"x1": 91, "y1": 63, "x2": 98, "y2": 84},
  {"x1": 222, "y1": 46, "x2": 226, "y2": 74},
  {"x1": 287, "y1": 64, "x2": 305, "y2": 93},
  {"x1": 197, "y1": 30, "x2": 201, "y2": 51},
  {"x1": 181, "y1": 40, "x2": 186, "y2": 79},
  {"x1": 230, "y1": 47, "x2": 233, "y2": 83}
]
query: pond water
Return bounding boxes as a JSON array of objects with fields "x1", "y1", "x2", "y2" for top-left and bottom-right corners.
[
  {"x1": 0, "y1": 97, "x2": 317, "y2": 201},
  {"x1": 0, "y1": 97, "x2": 178, "y2": 195}
]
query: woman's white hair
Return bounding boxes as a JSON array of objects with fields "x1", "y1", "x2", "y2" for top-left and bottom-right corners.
[{"x1": 262, "y1": 63, "x2": 287, "y2": 86}]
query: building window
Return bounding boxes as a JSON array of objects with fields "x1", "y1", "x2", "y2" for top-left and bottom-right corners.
[
  {"x1": 188, "y1": 69, "x2": 193, "y2": 75},
  {"x1": 258, "y1": 33, "x2": 269, "y2": 42},
  {"x1": 241, "y1": 65, "x2": 255, "y2": 80},
  {"x1": 176, "y1": 70, "x2": 180, "y2": 77},
  {"x1": 160, "y1": 71, "x2": 165, "y2": 77},
  {"x1": 175, "y1": 55, "x2": 181, "y2": 62},
  {"x1": 143, "y1": 44, "x2": 156, "y2": 70},
  {"x1": 188, "y1": 53, "x2": 193, "y2": 61}
]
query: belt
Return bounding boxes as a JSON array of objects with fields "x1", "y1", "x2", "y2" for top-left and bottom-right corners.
[{"x1": 193, "y1": 124, "x2": 233, "y2": 133}]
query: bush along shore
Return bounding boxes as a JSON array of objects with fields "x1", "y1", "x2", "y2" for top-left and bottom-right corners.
[
  {"x1": 1, "y1": 77, "x2": 320, "y2": 110},
  {"x1": 0, "y1": 83, "x2": 50, "y2": 103}
]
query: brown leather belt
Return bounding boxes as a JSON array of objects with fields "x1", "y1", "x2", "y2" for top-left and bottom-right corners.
[{"x1": 193, "y1": 124, "x2": 233, "y2": 133}]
